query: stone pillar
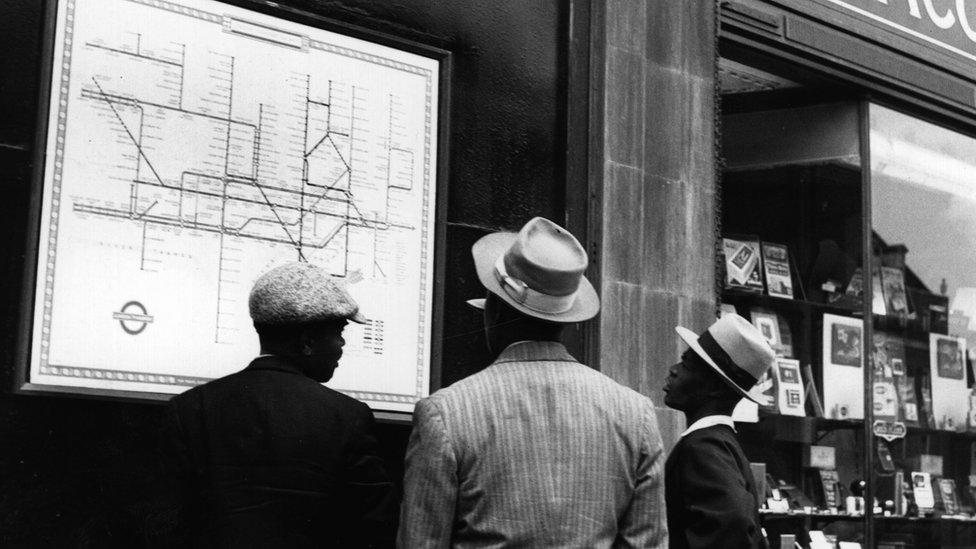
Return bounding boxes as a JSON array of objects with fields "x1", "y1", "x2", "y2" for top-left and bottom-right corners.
[{"x1": 587, "y1": 0, "x2": 718, "y2": 448}]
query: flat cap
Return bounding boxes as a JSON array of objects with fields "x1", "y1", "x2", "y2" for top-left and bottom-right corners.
[{"x1": 249, "y1": 262, "x2": 366, "y2": 325}]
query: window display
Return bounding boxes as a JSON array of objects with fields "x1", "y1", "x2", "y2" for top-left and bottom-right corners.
[
  {"x1": 869, "y1": 103, "x2": 976, "y2": 544},
  {"x1": 720, "y1": 57, "x2": 976, "y2": 547},
  {"x1": 721, "y1": 87, "x2": 868, "y2": 545}
]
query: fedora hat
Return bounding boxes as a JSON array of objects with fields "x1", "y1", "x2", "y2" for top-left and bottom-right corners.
[
  {"x1": 675, "y1": 313, "x2": 775, "y2": 403},
  {"x1": 467, "y1": 217, "x2": 599, "y2": 323}
]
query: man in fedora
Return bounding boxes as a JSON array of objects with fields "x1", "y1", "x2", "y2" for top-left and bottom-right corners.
[
  {"x1": 160, "y1": 262, "x2": 396, "y2": 548},
  {"x1": 398, "y1": 217, "x2": 667, "y2": 548},
  {"x1": 663, "y1": 314, "x2": 775, "y2": 549}
]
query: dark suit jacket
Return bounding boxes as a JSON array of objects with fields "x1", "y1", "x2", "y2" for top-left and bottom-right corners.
[
  {"x1": 665, "y1": 424, "x2": 764, "y2": 549},
  {"x1": 160, "y1": 355, "x2": 395, "y2": 548}
]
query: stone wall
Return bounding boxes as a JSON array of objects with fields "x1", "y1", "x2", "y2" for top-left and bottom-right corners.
[{"x1": 588, "y1": 0, "x2": 719, "y2": 448}]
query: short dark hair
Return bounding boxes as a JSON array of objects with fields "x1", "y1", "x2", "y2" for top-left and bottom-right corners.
[
  {"x1": 255, "y1": 319, "x2": 346, "y2": 351},
  {"x1": 486, "y1": 293, "x2": 565, "y2": 341}
]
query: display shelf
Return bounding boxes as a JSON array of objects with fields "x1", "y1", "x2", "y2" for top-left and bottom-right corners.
[
  {"x1": 722, "y1": 289, "x2": 862, "y2": 319},
  {"x1": 738, "y1": 414, "x2": 864, "y2": 455},
  {"x1": 871, "y1": 313, "x2": 936, "y2": 347},
  {"x1": 877, "y1": 515, "x2": 976, "y2": 523},
  {"x1": 747, "y1": 412, "x2": 861, "y2": 430},
  {"x1": 746, "y1": 414, "x2": 976, "y2": 442},
  {"x1": 904, "y1": 425, "x2": 976, "y2": 440},
  {"x1": 760, "y1": 510, "x2": 866, "y2": 522}
]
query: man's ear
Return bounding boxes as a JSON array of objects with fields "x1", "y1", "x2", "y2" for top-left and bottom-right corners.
[
  {"x1": 702, "y1": 374, "x2": 731, "y2": 398},
  {"x1": 298, "y1": 327, "x2": 314, "y2": 350},
  {"x1": 705, "y1": 384, "x2": 729, "y2": 399}
]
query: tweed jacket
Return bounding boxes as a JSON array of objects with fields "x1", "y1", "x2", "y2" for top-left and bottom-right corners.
[
  {"x1": 161, "y1": 355, "x2": 396, "y2": 548},
  {"x1": 664, "y1": 424, "x2": 764, "y2": 549},
  {"x1": 398, "y1": 341, "x2": 667, "y2": 548}
]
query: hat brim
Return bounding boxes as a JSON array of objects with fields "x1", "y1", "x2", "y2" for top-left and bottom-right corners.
[
  {"x1": 470, "y1": 232, "x2": 599, "y2": 323},
  {"x1": 675, "y1": 325, "x2": 758, "y2": 403},
  {"x1": 350, "y1": 311, "x2": 367, "y2": 324}
]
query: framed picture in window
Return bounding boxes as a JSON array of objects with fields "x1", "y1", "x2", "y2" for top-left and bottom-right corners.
[
  {"x1": 930, "y1": 334, "x2": 969, "y2": 429},
  {"x1": 822, "y1": 314, "x2": 864, "y2": 420}
]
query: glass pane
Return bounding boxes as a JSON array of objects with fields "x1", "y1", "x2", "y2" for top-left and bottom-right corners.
[
  {"x1": 719, "y1": 55, "x2": 867, "y2": 546},
  {"x1": 869, "y1": 104, "x2": 976, "y2": 546}
]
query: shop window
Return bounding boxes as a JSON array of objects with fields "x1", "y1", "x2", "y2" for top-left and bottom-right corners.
[
  {"x1": 869, "y1": 104, "x2": 976, "y2": 547},
  {"x1": 718, "y1": 57, "x2": 976, "y2": 548}
]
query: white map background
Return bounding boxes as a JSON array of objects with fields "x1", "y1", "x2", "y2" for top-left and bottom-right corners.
[{"x1": 30, "y1": 0, "x2": 439, "y2": 412}]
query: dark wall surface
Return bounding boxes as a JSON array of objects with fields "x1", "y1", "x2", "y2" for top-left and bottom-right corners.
[{"x1": 0, "y1": 0, "x2": 569, "y2": 545}]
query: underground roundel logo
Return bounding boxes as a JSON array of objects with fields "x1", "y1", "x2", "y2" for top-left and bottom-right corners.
[{"x1": 112, "y1": 301, "x2": 155, "y2": 335}]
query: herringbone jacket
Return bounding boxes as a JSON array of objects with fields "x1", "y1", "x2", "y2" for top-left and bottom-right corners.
[{"x1": 398, "y1": 340, "x2": 668, "y2": 548}]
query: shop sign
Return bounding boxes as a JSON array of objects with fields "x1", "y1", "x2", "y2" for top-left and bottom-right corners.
[
  {"x1": 823, "y1": 0, "x2": 976, "y2": 62},
  {"x1": 872, "y1": 419, "x2": 907, "y2": 441}
]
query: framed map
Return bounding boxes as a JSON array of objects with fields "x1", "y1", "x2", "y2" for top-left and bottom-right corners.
[{"x1": 19, "y1": 0, "x2": 450, "y2": 413}]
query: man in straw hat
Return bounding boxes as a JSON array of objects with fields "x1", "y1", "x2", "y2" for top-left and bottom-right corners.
[
  {"x1": 663, "y1": 313, "x2": 775, "y2": 549},
  {"x1": 160, "y1": 261, "x2": 395, "y2": 548},
  {"x1": 399, "y1": 217, "x2": 667, "y2": 548}
]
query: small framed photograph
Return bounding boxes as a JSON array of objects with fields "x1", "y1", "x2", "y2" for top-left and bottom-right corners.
[
  {"x1": 929, "y1": 334, "x2": 969, "y2": 429},
  {"x1": 880, "y1": 267, "x2": 909, "y2": 315},
  {"x1": 911, "y1": 472, "x2": 934, "y2": 510},
  {"x1": 830, "y1": 322, "x2": 862, "y2": 368},
  {"x1": 775, "y1": 358, "x2": 804, "y2": 417},
  {"x1": 761, "y1": 242, "x2": 794, "y2": 299},
  {"x1": 731, "y1": 243, "x2": 756, "y2": 271},
  {"x1": 891, "y1": 357, "x2": 905, "y2": 376},
  {"x1": 779, "y1": 364, "x2": 800, "y2": 384},
  {"x1": 934, "y1": 336, "x2": 965, "y2": 380},
  {"x1": 897, "y1": 376, "x2": 919, "y2": 425},
  {"x1": 723, "y1": 236, "x2": 763, "y2": 292},
  {"x1": 750, "y1": 309, "x2": 793, "y2": 357},
  {"x1": 938, "y1": 478, "x2": 960, "y2": 515},
  {"x1": 822, "y1": 314, "x2": 864, "y2": 420},
  {"x1": 752, "y1": 312, "x2": 781, "y2": 347}
]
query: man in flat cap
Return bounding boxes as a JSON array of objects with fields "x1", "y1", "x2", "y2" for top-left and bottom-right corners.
[
  {"x1": 398, "y1": 217, "x2": 668, "y2": 548},
  {"x1": 663, "y1": 314, "x2": 775, "y2": 549},
  {"x1": 160, "y1": 261, "x2": 395, "y2": 548}
]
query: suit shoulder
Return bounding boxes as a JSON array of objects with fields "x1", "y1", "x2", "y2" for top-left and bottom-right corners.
[
  {"x1": 682, "y1": 425, "x2": 738, "y2": 444},
  {"x1": 675, "y1": 427, "x2": 743, "y2": 463},
  {"x1": 579, "y1": 365, "x2": 656, "y2": 408},
  {"x1": 322, "y1": 385, "x2": 372, "y2": 415},
  {"x1": 428, "y1": 361, "x2": 655, "y2": 417},
  {"x1": 170, "y1": 366, "x2": 254, "y2": 395},
  {"x1": 423, "y1": 366, "x2": 496, "y2": 402},
  {"x1": 167, "y1": 375, "x2": 224, "y2": 409}
]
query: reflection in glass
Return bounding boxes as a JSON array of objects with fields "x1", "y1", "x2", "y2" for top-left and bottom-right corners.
[
  {"x1": 871, "y1": 105, "x2": 976, "y2": 332},
  {"x1": 869, "y1": 105, "x2": 976, "y2": 539}
]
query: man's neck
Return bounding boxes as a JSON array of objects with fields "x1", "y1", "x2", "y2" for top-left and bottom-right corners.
[
  {"x1": 684, "y1": 401, "x2": 735, "y2": 426},
  {"x1": 489, "y1": 334, "x2": 559, "y2": 358}
]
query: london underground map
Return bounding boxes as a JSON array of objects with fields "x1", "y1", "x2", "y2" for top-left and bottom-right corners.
[{"x1": 29, "y1": 0, "x2": 439, "y2": 412}]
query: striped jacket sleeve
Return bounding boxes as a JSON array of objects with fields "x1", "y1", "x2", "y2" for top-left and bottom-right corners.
[
  {"x1": 397, "y1": 397, "x2": 458, "y2": 549},
  {"x1": 616, "y1": 401, "x2": 668, "y2": 548}
]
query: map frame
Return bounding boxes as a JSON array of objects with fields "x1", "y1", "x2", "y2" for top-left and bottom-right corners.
[{"x1": 15, "y1": 0, "x2": 451, "y2": 415}]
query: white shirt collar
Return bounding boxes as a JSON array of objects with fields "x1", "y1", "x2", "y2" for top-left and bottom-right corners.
[
  {"x1": 501, "y1": 341, "x2": 534, "y2": 352},
  {"x1": 680, "y1": 415, "x2": 736, "y2": 438}
]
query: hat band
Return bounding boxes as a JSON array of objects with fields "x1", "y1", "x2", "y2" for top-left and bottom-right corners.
[
  {"x1": 698, "y1": 330, "x2": 758, "y2": 390},
  {"x1": 494, "y1": 256, "x2": 576, "y2": 314}
]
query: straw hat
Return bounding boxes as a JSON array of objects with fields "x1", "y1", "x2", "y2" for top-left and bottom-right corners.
[
  {"x1": 675, "y1": 313, "x2": 775, "y2": 402},
  {"x1": 467, "y1": 217, "x2": 599, "y2": 323}
]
